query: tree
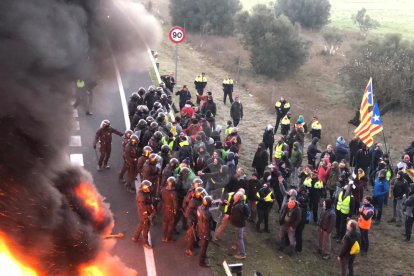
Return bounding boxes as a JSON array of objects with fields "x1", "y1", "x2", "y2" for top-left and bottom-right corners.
[
  {"x1": 276, "y1": 0, "x2": 331, "y2": 30},
  {"x1": 352, "y1": 8, "x2": 380, "y2": 37},
  {"x1": 169, "y1": 0, "x2": 242, "y2": 36},
  {"x1": 236, "y1": 5, "x2": 309, "y2": 79},
  {"x1": 321, "y1": 27, "x2": 344, "y2": 55},
  {"x1": 341, "y1": 34, "x2": 414, "y2": 115}
]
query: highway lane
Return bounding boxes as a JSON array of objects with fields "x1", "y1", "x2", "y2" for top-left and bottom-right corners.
[{"x1": 71, "y1": 54, "x2": 212, "y2": 275}]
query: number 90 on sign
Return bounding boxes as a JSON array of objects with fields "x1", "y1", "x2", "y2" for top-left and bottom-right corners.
[{"x1": 169, "y1": 26, "x2": 186, "y2": 44}]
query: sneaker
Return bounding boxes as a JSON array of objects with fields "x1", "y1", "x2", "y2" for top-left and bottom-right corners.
[
  {"x1": 104, "y1": 165, "x2": 110, "y2": 169},
  {"x1": 185, "y1": 249, "x2": 193, "y2": 256},
  {"x1": 97, "y1": 165, "x2": 102, "y2": 171},
  {"x1": 86, "y1": 111, "x2": 93, "y2": 115},
  {"x1": 143, "y1": 243, "x2": 152, "y2": 249},
  {"x1": 322, "y1": 254, "x2": 330, "y2": 260},
  {"x1": 162, "y1": 238, "x2": 168, "y2": 243},
  {"x1": 234, "y1": 254, "x2": 246, "y2": 260},
  {"x1": 132, "y1": 236, "x2": 139, "y2": 242}
]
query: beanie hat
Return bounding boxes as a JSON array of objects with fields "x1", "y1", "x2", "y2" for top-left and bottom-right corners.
[
  {"x1": 337, "y1": 136, "x2": 345, "y2": 145},
  {"x1": 287, "y1": 200, "x2": 296, "y2": 209}
]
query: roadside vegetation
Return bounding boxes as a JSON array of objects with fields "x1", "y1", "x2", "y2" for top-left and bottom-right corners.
[{"x1": 144, "y1": 0, "x2": 414, "y2": 274}]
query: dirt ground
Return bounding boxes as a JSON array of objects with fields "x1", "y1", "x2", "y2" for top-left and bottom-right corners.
[{"x1": 145, "y1": 1, "x2": 413, "y2": 274}]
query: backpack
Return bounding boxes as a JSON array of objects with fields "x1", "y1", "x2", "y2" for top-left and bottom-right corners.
[{"x1": 350, "y1": 240, "x2": 360, "y2": 255}]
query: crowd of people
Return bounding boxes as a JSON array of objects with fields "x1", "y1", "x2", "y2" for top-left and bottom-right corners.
[{"x1": 91, "y1": 74, "x2": 414, "y2": 274}]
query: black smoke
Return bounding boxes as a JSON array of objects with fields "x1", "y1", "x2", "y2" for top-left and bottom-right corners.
[{"x1": 0, "y1": 0, "x2": 160, "y2": 274}]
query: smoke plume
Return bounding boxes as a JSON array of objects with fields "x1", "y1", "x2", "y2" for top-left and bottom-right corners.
[{"x1": 0, "y1": 0, "x2": 160, "y2": 274}]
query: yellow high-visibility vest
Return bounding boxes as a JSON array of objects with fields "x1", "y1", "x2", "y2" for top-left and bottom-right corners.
[
  {"x1": 179, "y1": 140, "x2": 189, "y2": 147},
  {"x1": 223, "y1": 79, "x2": 234, "y2": 85},
  {"x1": 224, "y1": 193, "x2": 247, "y2": 213},
  {"x1": 162, "y1": 137, "x2": 175, "y2": 149},
  {"x1": 303, "y1": 178, "x2": 323, "y2": 189},
  {"x1": 274, "y1": 143, "x2": 285, "y2": 158},
  {"x1": 76, "y1": 79, "x2": 85, "y2": 88},
  {"x1": 195, "y1": 76, "x2": 207, "y2": 82},
  {"x1": 275, "y1": 101, "x2": 290, "y2": 109},
  {"x1": 311, "y1": 121, "x2": 322, "y2": 130},
  {"x1": 281, "y1": 115, "x2": 290, "y2": 125},
  {"x1": 336, "y1": 191, "x2": 351, "y2": 215},
  {"x1": 256, "y1": 191, "x2": 273, "y2": 202}
]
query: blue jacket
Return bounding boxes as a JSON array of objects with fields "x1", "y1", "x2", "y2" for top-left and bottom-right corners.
[
  {"x1": 373, "y1": 178, "x2": 389, "y2": 198},
  {"x1": 335, "y1": 142, "x2": 350, "y2": 162}
]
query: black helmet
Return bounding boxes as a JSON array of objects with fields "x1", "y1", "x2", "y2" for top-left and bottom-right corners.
[
  {"x1": 161, "y1": 144, "x2": 171, "y2": 154},
  {"x1": 129, "y1": 134, "x2": 139, "y2": 145},
  {"x1": 153, "y1": 101, "x2": 162, "y2": 110},
  {"x1": 130, "y1": 92, "x2": 139, "y2": 100},
  {"x1": 138, "y1": 119, "x2": 147, "y2": 129},
  {"x1": 180, "y1": 167, "x2": 190, "y2": 176},
  {"x1": 138, "y1": 87, "x2": 146, "y2": 96},
  {"x1": 170, "y1": 158, "x2": 179, "y2": 168},
  {"x1": 154, "y1": 131, "x2": 163, "y2": 140},
  {"x1": 156, "y1": 113, "x2": 165, "y2": 124},
  {"x1": 150, "y1": 122, "x2": 159, "y2": 131},
  {"x1": 160, "y1": 93, "x2": 168, "y2": 100},
  {"x1": 166, "y1": 176, "x2": 176, "y2": 190},
  {"x1": 156, "y1": 87, "x2": 163, "y2": 93},
  {"x1": 146, "y1": 116, "x2": 155, "y2": 124},
  {"x1": 202, "y1": 195, "x2": 213, "y2": 207},
  {"x1": 141, "y1": 180, "x2": 152, "y2": 192},
  {"x1": 195, "y1": 187, "x2": 207, "y2": 199},
  {"x1": 124, "y1": 129, "x2": 133, "y2": 138},
  {"x1": 142, "y1": 105, "x2": 149, "y2": 113},
  {"x1": 101, "y1": 119, "x2": 110, "y2": 128},
  {"x1": 149, "y1": 153, "x2": 158, "y2": 164},
  {"x1": 159, "y1": 81, "x2": 165, "y2": 88},
  {"x1": 143, "y1": 146, "x2": 153, "y2": 157},
  {"x1": 192, "y1": 178, "x2": 204, "y2": 189},
  {"x1": 148, "y1": 85, "x2": 155, "y2": 92}
]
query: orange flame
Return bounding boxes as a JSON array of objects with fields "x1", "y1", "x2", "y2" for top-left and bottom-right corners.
[
  {"x1": 75, "y1": 182, "x2": 105, "y2": 223},
  {"x1": 80, "y1": 265, "x2": 105, "y2": 276},
  {"x1": 0, "y1": 235, "x2": 38, "y2": 276}
]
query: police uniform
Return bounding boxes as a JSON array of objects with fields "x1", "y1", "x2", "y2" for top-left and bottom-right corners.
[
  {"x1": 93, "y1": 123, "x2": 122, "y2": 169},
  {"x1": 222, "y1": 78, "x2": 234, "y2": 104},
  {"x1": 133, "y1": 190, "x2": 154, "y2": 247},
  {"x1": 274, "y1": 100, "x2": 290, "y2": 133},
  {"x1": 161, "y1": 187, "x2": 178, "y2": 241}
]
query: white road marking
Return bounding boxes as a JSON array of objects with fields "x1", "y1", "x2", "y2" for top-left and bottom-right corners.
[
  {"x1": 74, "y1": 120, "x2": 80, "y2": 131},
  {"x1": 107, "y1": 35, "x2": 157, "y2": 275},
  {"x1": 73, "y1": 109, "x2": 78, "y2": 118},
  {"x1": 69, "y1": 135, "x2": 82, "y2": 147},
  {"x1": 70, "y1": 154, "x2": 84, "y2": 167}
]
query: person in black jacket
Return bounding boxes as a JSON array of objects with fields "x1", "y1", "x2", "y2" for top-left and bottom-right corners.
[
  {"x1": 255, "y1": 183, "x2": 274, "y2": 233},
  {"x1": 175, "y1": 85, "x2": 192, "y2": 110},
  {"x1": 354, "y1": 144, "x2": 370, "y2": 175},
  {"x1": 390, "y1": 171, "x2": 410, "y2": 226},
  {"x1": 127, "y1": 92, "x2": 142, "y2": 123},
  {"x1": 295, "y1": 186, "x2": 308, "y2": 253},
  {"x1": 230, "y1": 192, "x2": 250, "y2": 259},
  {"x1": 202, "y1": 95, "x2": 217, "y2": 117},
  {"x1": 279, "y1": 197, "x2": 301, "y2": 255},
  {"x1": 337, "y1": 220, "x2": 360, "y2": 276},
  {"x1": 318, "y1": 199, "x2": 336, "y2": 259},
  {"x1": 307, "y1": 137, "x2": 320, "y2": 169},
  {"x1": 247, "y1": 173, "x2": 261, "y2": 223},
  {"x1": 230, "y1": 96, "x2": 243, "y2": 127},
  {"x1": 252, "y1": 143, "x2": 269, "y2": 179},
  {"x1": 262, "y1": 125, "x2": 275, "y2": 163},
  {"x1": 161, "y1": 72, "x2": 176, "y2": 92}
]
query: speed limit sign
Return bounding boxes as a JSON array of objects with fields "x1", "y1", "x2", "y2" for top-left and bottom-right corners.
[{"x1": 169, "y1": 26, "x2": 186, "y2": 44}]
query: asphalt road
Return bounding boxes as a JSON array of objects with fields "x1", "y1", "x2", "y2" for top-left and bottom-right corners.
[{"x1": 70, "y1": 51, "x2": 213, "y2": 275}]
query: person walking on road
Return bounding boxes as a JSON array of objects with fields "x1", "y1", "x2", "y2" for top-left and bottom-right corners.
[
  {"x1": 194, "y1": 73, "x2": 207, "y2": 105},
  {"x1": 222, "y1": 76, "x2": 234, "y2": 105},
  {"x1": 133, "y1": 180, "x2": 154, "y2": 249},
  {"x1": 161, "y1": 177, "x2": 178, "y2": 243},
  {"x1": 337, "y1": 220, "x2": 361, "y2": 276},
  {"x1": 197, "y1": 195, "x2": 214, "y2": 267},
  {"x1": 318, "y1": 198, "x2": 336, "y2": 260},
  {"x1": 230, "y1": 96, "x2": 243, "y2": 127},
  {"x1": 230, "y1": 191, "x2": 250, "y2": 260},
  {"x1": 274, "y1": 97, "x2": 290, "y2": 134},
  {"x1": 358, "y1": 196, "x2": 374, "y2": 254},
  {"x1": 175, "y1": 85, "x2": 192, "y2": 110},
  {"x1": 93, "y1": 119, "x2": 123, "y2": 171}
]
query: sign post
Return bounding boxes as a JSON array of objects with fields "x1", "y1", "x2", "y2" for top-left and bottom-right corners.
[{"x1": 168, "y1": 26, "x2": 186, "y2": 84}]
